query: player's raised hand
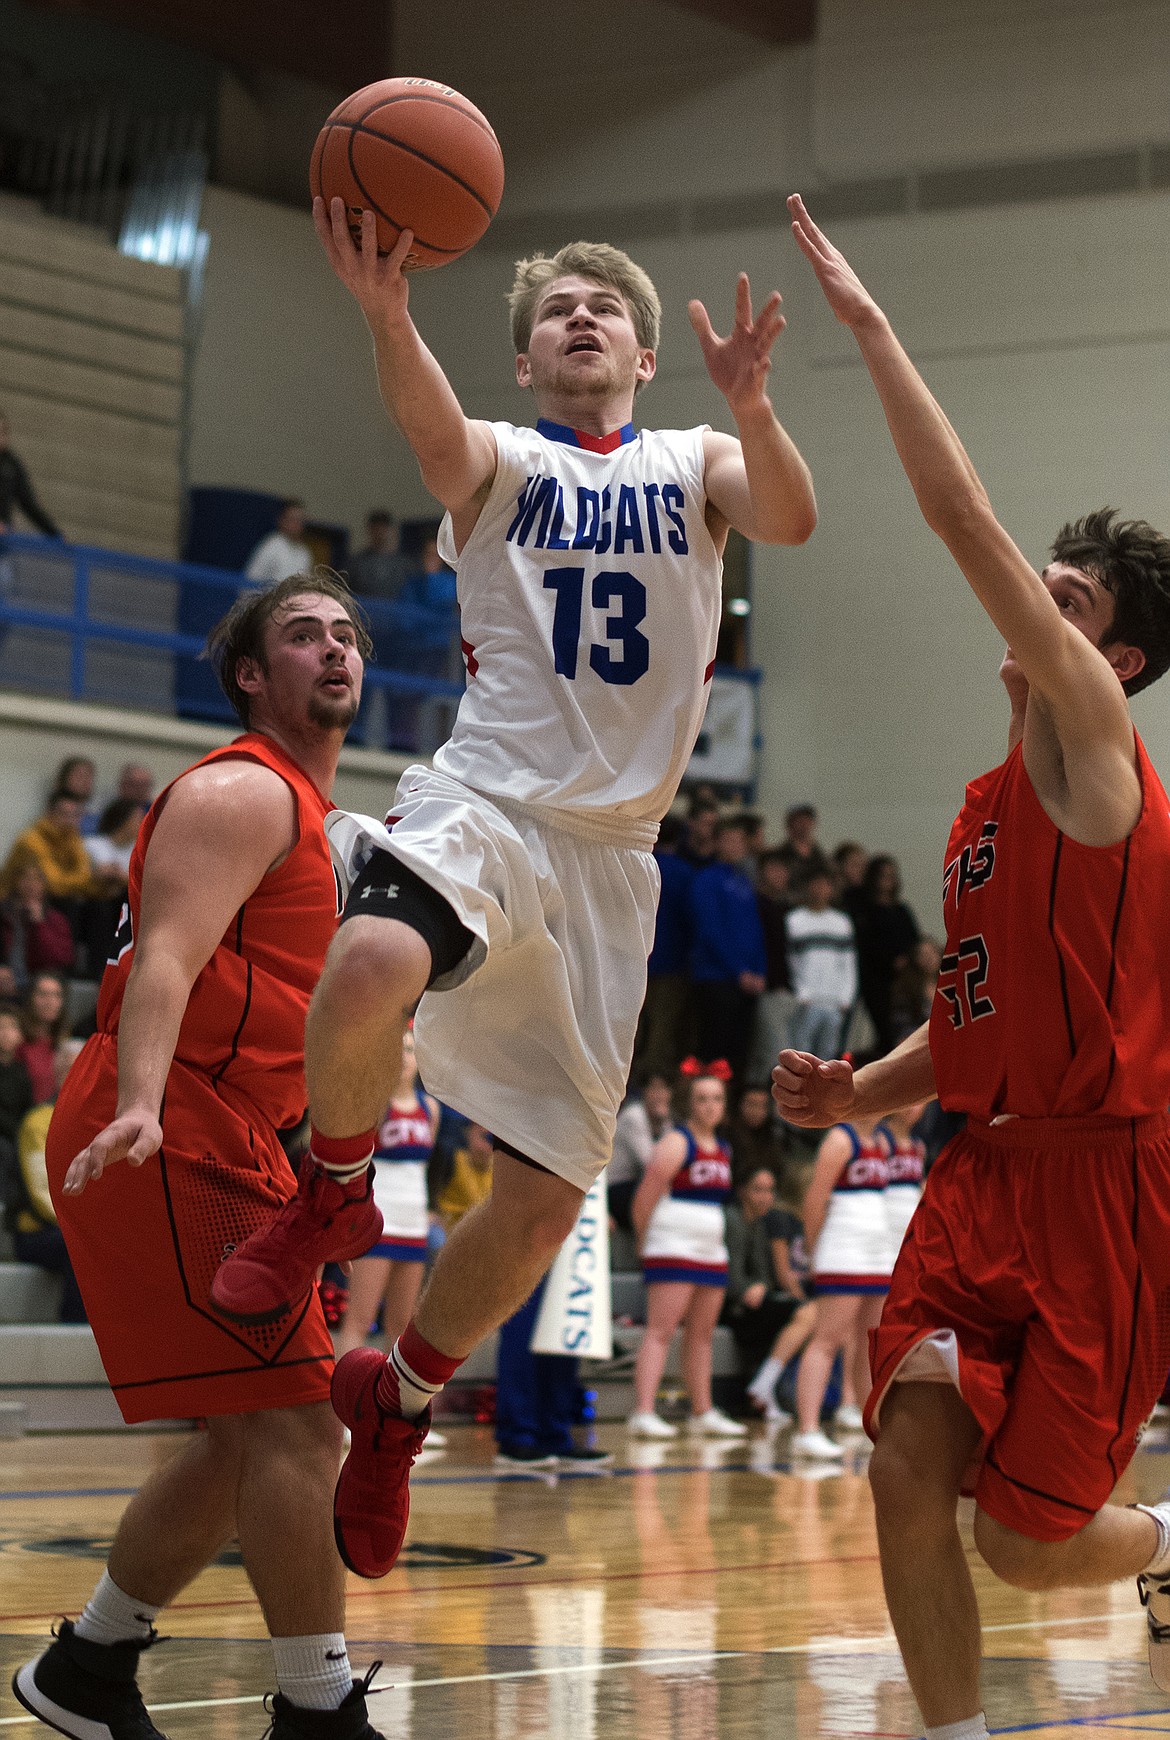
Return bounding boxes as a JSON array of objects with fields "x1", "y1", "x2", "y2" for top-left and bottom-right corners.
[
  {"x1": 787, "y1": 194, "x2": 882, "y2": 330},
  {"x1": 771, "y1": 1049, "x2": 856, "y2": 1127},
  {"x1": 313, "y1": 196, "x2": 414, "y2": 326},
  {"x1": 62, "y1": 1112, "x2": 163, "y2": 1195},
  {"x1": 688, "y1": 274, "x2": 786, "y2": 416}
]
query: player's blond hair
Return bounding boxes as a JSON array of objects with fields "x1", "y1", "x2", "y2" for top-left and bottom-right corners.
[{"x1": 508, "y1": 243, "x2": 662, "y2": 355}]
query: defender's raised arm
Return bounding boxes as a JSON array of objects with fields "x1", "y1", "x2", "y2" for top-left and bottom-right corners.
[{"x1": 314, "y1": 196, "x2": 497, "y2": 518}]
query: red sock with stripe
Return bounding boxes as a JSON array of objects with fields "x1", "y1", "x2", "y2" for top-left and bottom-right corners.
[
  {"x1": 376, "y1": 1322, "x2": 462, "y2": 1420},
  {"x1": 308, "y1": 1127, "x2": 377, "y2": 1192}
]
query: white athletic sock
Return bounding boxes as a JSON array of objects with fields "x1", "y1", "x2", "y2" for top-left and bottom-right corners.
[
  {"x1": 1136, "y1": 1501, "x2": 1170, "y2": 1578},
  {"x1": 272, "y1": 1634, "x2": 353, "y2": 1712},
  {"x1": 74, "y1": 1571, "x2": 160, "y2": 1647},
  {"x1": 748, "y1": 1357, "x2": 783, "y2": 1398},
  {"x1": 923, "y1": 1717, "x2": 989, "y2": 1740}
]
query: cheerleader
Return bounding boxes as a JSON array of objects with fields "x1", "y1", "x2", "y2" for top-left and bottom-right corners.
[
  {"x1": 629, "y1": 1060, "x2": 746, "y2": 1440},
  {"x1": 877, "y1": 1101, "x2": 928, "y2": 1263},
  {"x1": 792, "y1": 1115, "x2": 891, "y2": 1459},
  {"x1": 336, "y1": 1026, "x2": 439, "y2": 1364}
]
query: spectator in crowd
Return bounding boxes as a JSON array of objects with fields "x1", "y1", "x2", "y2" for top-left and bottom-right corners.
[
  {"x1": 115, "y1": 763, "x2": 155, "y2": 808},
  {"x1": 348, "y1": 510, "x2": 413, "y2": 601},
  {"x1": 751, "y1": 847, "x2": 795, "y2": 1077},
  {"x1": 740, "y1": 811, "x2": 766, "y2": 879},
  {"x1": 723, "y1": 1165, "x2": 815, "y2": 1423},
  {"x1": 785, "y1": 865, "x2": 858, "y2": 1059},
  {"x1": 494, "y1": 1280, "x2": 612, "y2": 1468},
  {"x1": 80, "y1": 798, "x2": 147, "y2": 976},
  {"x1": 690, "y1": 815, "x2": 768, "y2": 1084},
  {"x1": 776, "y1": 803, "x2": 830, "y2": 883},
  {"x1": 51, "y1": 756, "x2": 98, "y2": 834},
  {"x1": 890, "y1": 934, "x2": 943, "y2": 1044},
  {"x1": 629, "y1": 1063, "x2": 745, "y2": 1440},
  {"x1": 0, "y1": 999, "x2": 34, "y2": 1198},
  {"x1": 403, "y1": 534, "x2": 457, "y2": 612},
  {"x1": 853, "y1": 852, "x2": 920, "y2": 1054},
  {"x1": 9, "y1": 1037, "x2": 87, "y2": 1322},
  {"x1": 633, "y1": 814, "x2": 695, "y2": 1081},
  {"x1": 746, "y1": 1176, "x2": 818, "y2": 1419},
  {"x1": 833, "y1": 840, "x2": 868, "y2": 923},
  {"x1": 727, "y1": 1081, "x2": 788, "y2": 1181},
  {"x1": 0, "y1": 411, "x2": 61, "y2": 538},
  {"x1": 609, "y1": 1071, "x2": 673, "y2": 1232},
  {"x1": 436, "y1": 1121, "x2": 494, "y2": 1230},
  {"x1": 2, "y1": 792, "x2": 93, "y2": 905},
  {"x1": 0, "y1": 862, "x2": 74, "y2": 987},
  {"x1": 244, "y1": 499, "x2": 313, "y2": 583},
  {"x1": 18, "y1": 970, "x2": 69, "y2": 1105},
  {"x1": 679, "y1": 794, "x2": 721, "y2": 870}
]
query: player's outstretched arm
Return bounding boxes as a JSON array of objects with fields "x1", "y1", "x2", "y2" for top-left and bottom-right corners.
[
  {"x1": 314, "y1": 197, "x2": 496, "y2": 517},
  {"x1": 772, "y1": 1020, "x2": 936, "y2": 1129},
  {"x1": 786, "y1": 194, "x2": 1133, "y2": 759},
  {"x1": 689, "y1": 273, "x2": 816, "y2": 546},
  {"x1": 63, "y1": 764, "x2": 298, "y2": 1194}
]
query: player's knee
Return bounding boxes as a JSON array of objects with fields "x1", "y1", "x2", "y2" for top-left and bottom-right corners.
[
  {"x1": 529, "y1": 1192, "x2": 584, "y2": 1258},
  {"x1": 318, "y1": 916, "x2": 430, "y2": 1013},
  {"x1": 973, "y1": 1509, "x2": 1067, "y2": 1590},
  {"x1": 240, "y1": 1399, "x2": 344, "y2": 1469},
  {"x1": 868, "y1": 1432, "x2": 920, "y2": 1529}
]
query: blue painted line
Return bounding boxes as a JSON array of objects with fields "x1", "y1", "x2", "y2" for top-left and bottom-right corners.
[
  {"x1": 0, "y1": 1487, "x2": 138, "y2": 1502},
  {"x1": 990, "y1": 1712, "x2": 1170, "y2": 1734}
]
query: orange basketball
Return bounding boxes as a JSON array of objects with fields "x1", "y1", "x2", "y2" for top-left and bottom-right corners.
[{"x1": 310, "y1": 77, "x2": 504, "y2": 271}]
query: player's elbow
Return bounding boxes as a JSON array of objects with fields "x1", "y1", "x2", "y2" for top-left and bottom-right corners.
[
  {"x1": 756, "y1": 495, "x2": 818, "y2": 547},
  {"x1": 921, "y1": 480, "x2": 994, "y2": 549}
]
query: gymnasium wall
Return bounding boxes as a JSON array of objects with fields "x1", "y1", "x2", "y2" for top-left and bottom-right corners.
[{"x1": 184, "y1": 0, "x2": 1170, "y2": 928}]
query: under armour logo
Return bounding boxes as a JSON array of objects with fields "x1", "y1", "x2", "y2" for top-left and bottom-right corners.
[{"x1": 362, "y1": 883, "x2": 397, "y2": 899}]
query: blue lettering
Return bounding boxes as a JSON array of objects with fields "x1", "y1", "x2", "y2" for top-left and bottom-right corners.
[
  {"x1": 661, "y1": 483, "x2": 688, "y2": 554},
  {"x1": 564, "y1": 1325, "x2": 590, "y2": 1351},
  {"x1": 531, "y1": 476, "x2": 560, "y2": 549},
  {"x1": 505, "y1": 476, "x2": 540, "y2": 542},
  {"x1": 572, "y1": 487, "x2": 599, "y2": 551},
  {"x1": 642, "y1": 482, "x2": 663, "y2": 553},
  {"x1": 594, "y1": 487, "x2": 612, "y2": 557},
  {"x1": 546, "y1": 484, "x2": 571, "y2": 551},
  {"x1": 613, "y1": 484, "x2": 645, "y2": 556}
]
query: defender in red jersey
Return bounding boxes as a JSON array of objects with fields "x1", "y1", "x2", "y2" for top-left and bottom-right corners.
[
  {"x1": 12, "y1": 579, "x2": 391, "y2": 1740},
  {"x1": 774, "y1": 196, "x2": 1170, "y2": 1738}
]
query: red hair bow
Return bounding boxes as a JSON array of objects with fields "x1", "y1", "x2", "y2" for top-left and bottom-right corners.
[{"x1": 679, "y1": 1056, "x2": 733, "y2": 1081}]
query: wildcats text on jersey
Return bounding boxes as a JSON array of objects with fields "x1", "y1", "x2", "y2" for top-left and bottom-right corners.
[{"x1": 505, "y1": 474, "x2": 690, "y2": 557}]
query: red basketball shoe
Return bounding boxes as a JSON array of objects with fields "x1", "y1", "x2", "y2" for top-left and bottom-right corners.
[
  {"x1": 209, "y1": 1162, "x2": 382, "y2": 1325},
  {"x1": 331, "y1": 1347, "x2": 430, "y2": 1579}
]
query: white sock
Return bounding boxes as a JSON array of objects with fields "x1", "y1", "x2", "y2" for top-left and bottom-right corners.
[
  {"x1": 1137, "y1": 1501, "x2": 1170, "y2": 1578},
  {"x1": 748, "y1": 1357, "x2": 783, "y2": 1398},
  {"x1": 272, "y1": 1634, "x2": 353, "y2": 1712},
  {"x1": 924, "y1": 1717, "x2": 989, "y2": 1740},
  {"x1": 74, "y1": 1571, "x2": 160, "y2": 1647}
]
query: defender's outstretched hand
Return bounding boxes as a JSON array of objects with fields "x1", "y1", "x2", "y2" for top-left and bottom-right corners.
[
  {"x1": 772, "y1": 1049, "x2": 856, "y2": 1128},
  {"x1": 689, "y1": 274, "x2": 786, "y2": 415},
  {"x1": 313, "y1": 196, "x2": 414, "y2": 326},
  {"x1": 787, "y1": 195, "x2": 882, "y2": 330},
  {"x1": 63, "y1": 1112, "x2": 163, "y2": 1195}
]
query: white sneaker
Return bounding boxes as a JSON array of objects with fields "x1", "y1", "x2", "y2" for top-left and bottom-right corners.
[
  {"x1": 426, "y1": 1426, "x2": 447, "y2": 1447},
  {"x1": 834, "y1": 1403, "x2": 865, "y2": 1431},
  {"x1": 1141, "y1": 1573, "x2": 1170, "y2": 1690},
  {"x1": 627, "y1": 1410, "x2": 678, "y2": 1439},
  {"x1": 790, "y1": 1428, "x2": 845, "y2": 1460},
  {"x1": 690, "y1": 1408, "x2": 747, "y2": 1438}
]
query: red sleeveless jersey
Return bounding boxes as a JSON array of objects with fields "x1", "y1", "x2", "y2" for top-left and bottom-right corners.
[
  {"x1": 97, "y1": 733, "x2": 340, "y2": 1129},
  {"x1": 930, "y1": 731, "x2": 1170, "y2": 1120}
]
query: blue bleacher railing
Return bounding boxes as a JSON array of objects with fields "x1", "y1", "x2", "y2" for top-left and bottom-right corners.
[{"x1": 0, "y1": 532, "x2": 465, "y2": 753}]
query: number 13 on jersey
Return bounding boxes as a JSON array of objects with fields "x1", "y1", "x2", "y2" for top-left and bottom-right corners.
[{"x1": 543, "y1": 566, "x2": 650, "y2": 686}]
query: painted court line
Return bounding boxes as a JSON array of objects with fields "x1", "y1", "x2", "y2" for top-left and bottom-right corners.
[{"x1": 0, "y1": 1615, "x2": 1138, "y2": 1727}]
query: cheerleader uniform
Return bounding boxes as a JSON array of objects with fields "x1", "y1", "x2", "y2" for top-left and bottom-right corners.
[
  {"x1": 368, "y1": 1090, "x2": 435, "y2": 1262},
  {"x1": 812, "y1": 1124, "x2": 891, "y2": 1295},
  {"x1": 642, "y1": 1126, "x2": 733, "y2": 1287},
  {"x1": 877, "y1": 1121, "x2": 926, "y2": 1264}
]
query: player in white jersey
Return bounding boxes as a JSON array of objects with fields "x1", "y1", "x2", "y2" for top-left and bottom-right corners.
[{"x1": 213, "y1": 199, "x2": 817, "y2": 1581}]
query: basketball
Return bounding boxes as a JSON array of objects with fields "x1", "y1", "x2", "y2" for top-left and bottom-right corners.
[{"x1": 310, "y1": 77, "x2": 505, "y2": 271}]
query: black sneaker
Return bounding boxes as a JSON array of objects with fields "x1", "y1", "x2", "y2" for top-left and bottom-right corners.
[
  {"x1": 11, "y1": 1619, "x2": 168, "y2": 1740},
  {"x1": 492, "y1": 1446, "x2": 559, "y2": 1469},
  {"x1": 266, "y1": 1667, "x2": 385, "y2": 1739},
  {"x1": 556, "y1": 1446, "x2": 614, "y2": 1468}
]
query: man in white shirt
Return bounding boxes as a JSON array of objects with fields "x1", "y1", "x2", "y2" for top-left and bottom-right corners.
[
  {"x1": 245, "y1": 500, "x2": 313, "y2": 582},
  {"x1": 785, "y1": 866, "x2": 857, "y2": 1058}
]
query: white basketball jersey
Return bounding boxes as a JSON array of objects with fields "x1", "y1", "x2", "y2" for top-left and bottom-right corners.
[{"x1": 434, "y1": 418, "x2": 723, "y2": 822}]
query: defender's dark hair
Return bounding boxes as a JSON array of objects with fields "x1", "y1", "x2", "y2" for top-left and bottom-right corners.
[
  {"x1": 206, "y1": 570, "x2": 372, "y2": 727},
  {"x1": 1050, "y1": 508, "x2": 1170, "y2": 696}
]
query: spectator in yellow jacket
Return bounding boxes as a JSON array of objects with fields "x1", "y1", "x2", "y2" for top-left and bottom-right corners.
[
  {"x1": 3, "y1": 794, "x2": 94, "y2": 903},
  {"x1": 437, "y1": 1122, "x2": 494, "y2": 1230}
]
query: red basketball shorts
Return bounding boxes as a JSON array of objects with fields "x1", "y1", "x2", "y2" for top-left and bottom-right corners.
[
  {"x1": 866, "y1": 1110, "x2": 1170, "y2": 1541},
  {"x1": 48, "y1": 1034, "x2": 334, "y2": 1424}
]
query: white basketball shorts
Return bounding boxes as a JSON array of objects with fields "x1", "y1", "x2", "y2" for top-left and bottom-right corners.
[{"x1": 326, "y1": 765, "x2": 660, "y2": 1192}]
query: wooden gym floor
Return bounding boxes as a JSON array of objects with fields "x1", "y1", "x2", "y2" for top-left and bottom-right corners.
[{"x1": 2, "y1": 1421, "x2": 1169, "y2": 1738}]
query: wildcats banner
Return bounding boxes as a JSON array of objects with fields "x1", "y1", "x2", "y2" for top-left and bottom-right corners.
[{"x1": 530, "y1": 1169, "x2": 612, "y2": 1360}]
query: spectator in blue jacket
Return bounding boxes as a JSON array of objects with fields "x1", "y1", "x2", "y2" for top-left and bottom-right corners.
[
  {"x1": 689, "y1": 814, "x2": 767, "y2": 1084},
  {"x1": 633, "y1": 814, "x2": 695, "y2": 1080}
]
